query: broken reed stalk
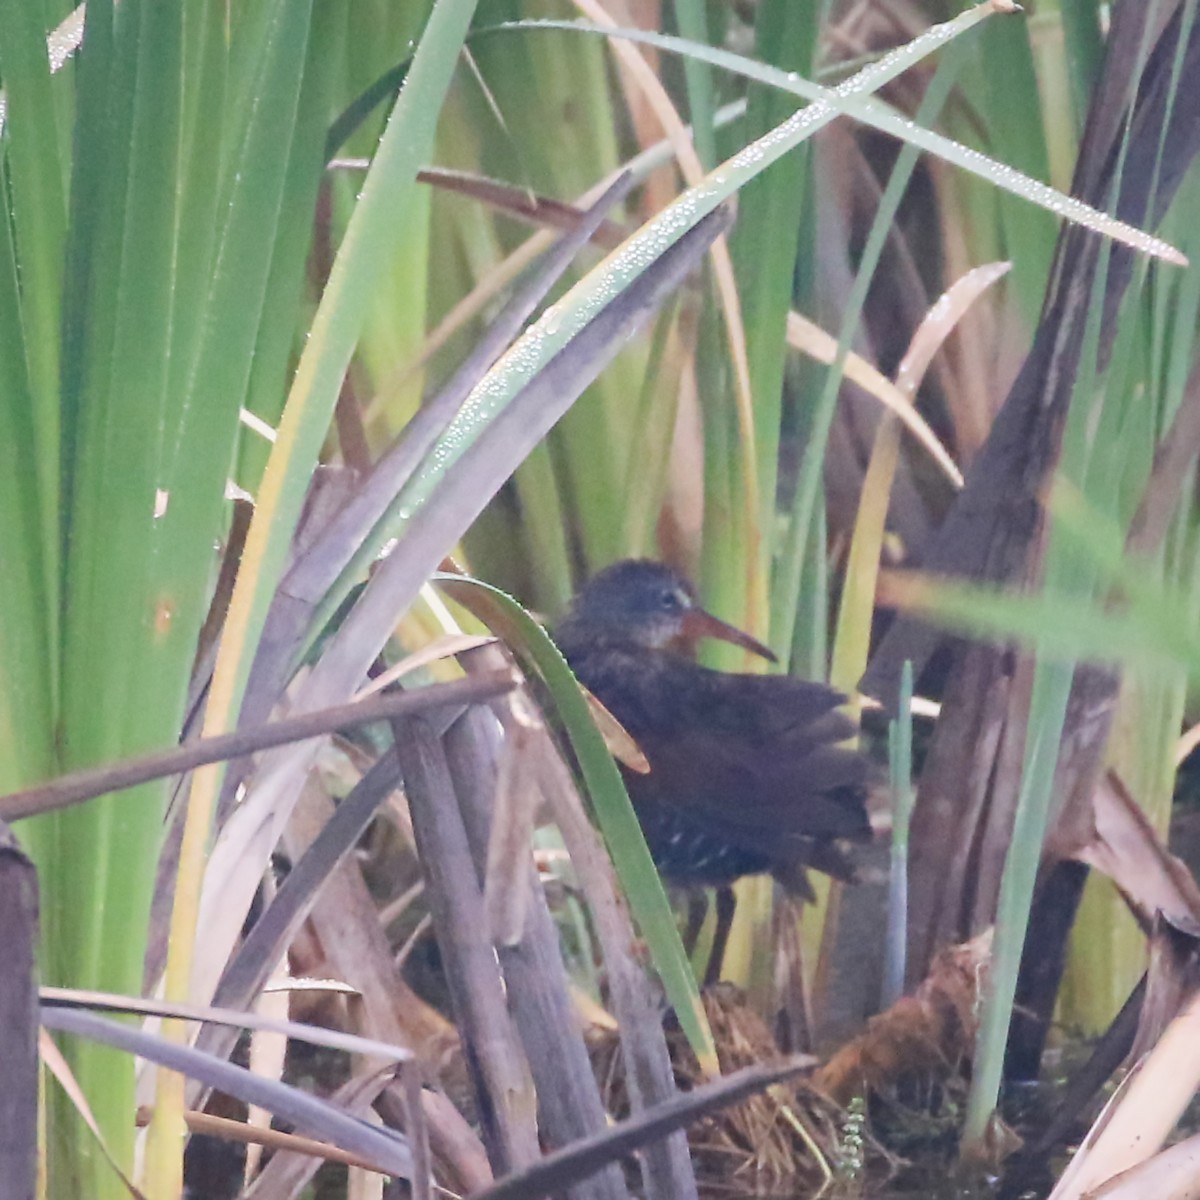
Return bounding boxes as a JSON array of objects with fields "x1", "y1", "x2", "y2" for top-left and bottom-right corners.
[
  {"x1": 276, "y1": 777, "x2": 491, "y2": 1191},
  {"x1": 393, "y1": 716, "x2": 542, "y2": 1176},
  {"x1": 0, "y1": 671, "x2": 516, "y2": 821},
  {"x1": 0, "y1": 824, "x2": 37, "y2": 1198},
  {"x1": 443, "y1": 701, "x2": 630, "y2": 1200},
  {"x1": 530, "y1": 727, "x2": 700, "y2": 1200}
]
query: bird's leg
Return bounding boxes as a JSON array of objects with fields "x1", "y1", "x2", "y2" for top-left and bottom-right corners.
[
  {"x1": 682, "y1": 892, "x2": 708, "y2": 958},
  {"x1": 704, "y1": 885, "x2": 738, "y2": 987}
]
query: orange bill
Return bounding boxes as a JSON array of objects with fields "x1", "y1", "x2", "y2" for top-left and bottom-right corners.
[{"x1": 680, "y1": 608, "x2": 778, "y2": 663}]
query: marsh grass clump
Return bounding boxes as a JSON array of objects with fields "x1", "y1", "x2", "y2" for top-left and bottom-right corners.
[{"x1": 590, "y1": 985, "x2": 895, "y2": 1195}]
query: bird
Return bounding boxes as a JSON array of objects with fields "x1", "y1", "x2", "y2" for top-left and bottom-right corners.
[{"x1": 555, "y1": 558, "x2": 872, "y2": 986}]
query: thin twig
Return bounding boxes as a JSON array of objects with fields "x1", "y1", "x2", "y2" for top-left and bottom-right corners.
[{"x1": 0, "y1": 671, "x2": 515, "y2": 821}]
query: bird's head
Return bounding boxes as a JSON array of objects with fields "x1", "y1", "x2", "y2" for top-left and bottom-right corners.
[{"x1": 564, "y1": 559, "x2": 777, "y2": 661}]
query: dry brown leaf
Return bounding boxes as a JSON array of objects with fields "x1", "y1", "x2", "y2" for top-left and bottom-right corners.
[
  {"x1": 812, "y1": 930, "x2": 992, "y2": 1106},
  {"x1": 1056, "y1": 769, "x2": 1200, "y2": 929}
]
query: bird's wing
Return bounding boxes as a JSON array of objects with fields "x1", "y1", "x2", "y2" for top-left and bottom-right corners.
[
  {"x1": 619, "y1": 658, "x2": 872, "y2": 842},
  {"x1": 561, "y1": 637, "x2": 871, "y2": 840},
  {"x1": 629, "y1": 729, "x2": 870, "y2": 841}
]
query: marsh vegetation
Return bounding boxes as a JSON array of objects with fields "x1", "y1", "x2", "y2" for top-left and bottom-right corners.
[{"x1": 2, "y1": 1, "x2": 1200, "y2": 1198}]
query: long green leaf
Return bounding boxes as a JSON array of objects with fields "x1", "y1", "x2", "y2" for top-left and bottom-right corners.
[
  {"x1": 51, "y1": 3, "x2": 190, "y2": 1190},
  {"x1": 496, "y1": 16, "x2": 1185, "y2": 264},
  {"x1": 0, "y1": 0, "x2": 67, "y2": 566},
  {"x1": 885, "y1": 572, "x2": 1198, "y2": 674},
  {"x1": 145, "y1": 0, "x2": 321, "y2": 1186},
  {"x1": 201, "y1": 0, "x2": 480, "y2": 741}
]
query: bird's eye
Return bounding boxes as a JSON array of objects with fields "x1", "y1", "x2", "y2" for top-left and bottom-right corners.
[{"x1": 658, "y1": 588, "x2": 681, "y2": 611}]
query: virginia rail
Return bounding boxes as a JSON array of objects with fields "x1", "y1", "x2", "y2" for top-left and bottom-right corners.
[{"x1": 556, "y1": 559, "x2": 872, "y2": 985}]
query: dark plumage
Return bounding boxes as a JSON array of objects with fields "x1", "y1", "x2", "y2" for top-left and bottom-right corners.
[{"x1": 556, "y1": 559, "x2": 872, "y2": 982}]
